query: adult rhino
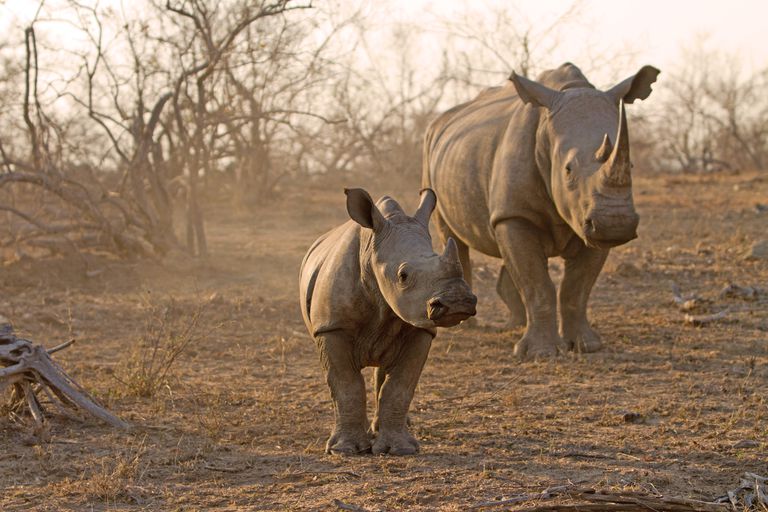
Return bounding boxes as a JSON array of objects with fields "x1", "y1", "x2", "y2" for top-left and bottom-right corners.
[{"x1": 423, "y1": 62, "x2": 660, "y2": 358}]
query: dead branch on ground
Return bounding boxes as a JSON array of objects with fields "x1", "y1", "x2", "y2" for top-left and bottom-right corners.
[
  {"x1": 714, "y1": 472, "x2": 768, "y2": 511},
  {"x1": 0, "y1": 315, "x2": 129, "y2": 435},
  {"x1": 473, "y1": 475, "x2": 768, "y2": 511},
  {"x1": 475, "y1": 487, "x2": 731, "y2": 512}
]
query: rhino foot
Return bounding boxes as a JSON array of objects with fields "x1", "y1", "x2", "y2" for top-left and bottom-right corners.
[
  {"x1": 513, "y1": 331, "x2": 567, "y2": 360},
  {"x1": 370, "y1": 415, "x2": 411, "y2": 433},
  {"x1": 563, "y1": 323, "x2": 603, "y2": 353},
  {"x1": 372, "y1": 429, "x2": 419, "y2": 456},
  {"x1": 326, "y1": 429, "x2": 372, "y2": 455}
]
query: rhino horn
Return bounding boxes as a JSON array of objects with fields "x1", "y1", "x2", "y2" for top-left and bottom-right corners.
[
  {"x1": 442, "y1": 237, "x2": 460, "y2": 264},
  {"x1": 601, "y1": 100, "x2": 631, "y2": 187},
  {"x1": 594, "y1": 133, "x2": 612, "y2": 163}
]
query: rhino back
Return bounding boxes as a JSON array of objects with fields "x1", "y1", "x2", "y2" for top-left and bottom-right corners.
[
  {"x1": 425, "y1": 83, "x2": 529, "y2": 256},
  {"x1": 299, "y1": 221, "x2": 371, "y2": 336}
]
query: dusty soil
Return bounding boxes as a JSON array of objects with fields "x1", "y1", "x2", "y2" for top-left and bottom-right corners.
[{"x1": 1, "y1": 172, "x2": 767, "y2": 511}]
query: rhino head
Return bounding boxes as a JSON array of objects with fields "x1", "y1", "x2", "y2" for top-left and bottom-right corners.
[
  {"x1": 510, "y1": 64, "x2": 660, "y2": 248},
  {"x1": 345, "y1": 188, "x2": 477, "y2": 328}
]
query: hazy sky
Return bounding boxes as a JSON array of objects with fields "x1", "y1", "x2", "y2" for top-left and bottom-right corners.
[
  {"x1": 2, "y1": 0, "x2": 766, "y2": 86},
  {"x1": 387, "y1": 0, "x2": 768, "y2": 74}
]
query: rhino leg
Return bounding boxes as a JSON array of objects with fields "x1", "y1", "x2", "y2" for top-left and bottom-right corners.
[
  {"x1": 497, "y1": 265, "x2": 527, "y2": 329},
  {"x1": 559, "y1": 246, "x2": 609, "y2": 353},
  {"x1": 371, "y1": 367, "x2": 412, "y2": 433},
  {"x1": 316, "y1": 332, "x2": 371, "y2": 455},
  {"x1": 370, "y1": 367, "x2": 385, "y2": 433},
  {"x1": 494, "y1": 219, "x2": 567, "y2": 359},
  {"x1": 372, "y1": 330, "x2": 432, "y2": 455}
]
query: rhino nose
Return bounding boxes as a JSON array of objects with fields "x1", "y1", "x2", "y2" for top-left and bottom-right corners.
[
  {"x1": 583, "y1": 212, "x2": 639, "y2": 246},
  {"x1": 465, "y1": 293, "x2": 478, "y2": 313},
  {"x1": 427, "y1": 298, "x2": 446, "y2": 320},
  {"x1": 427, "y1": 294, "x2": 477, "y2": 321}
]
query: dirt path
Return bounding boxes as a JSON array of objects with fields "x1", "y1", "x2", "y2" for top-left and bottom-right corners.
[{"x1": 1, "y1": 174, "x2": 766, "y2": 511}]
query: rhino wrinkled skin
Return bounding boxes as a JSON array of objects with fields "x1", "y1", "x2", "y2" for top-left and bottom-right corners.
[
  {"x1": 300, "y1": 188, "x2": 476, "y2": 455},
  {"x1": 423, "y1": 63, "x2": 660, "y2": 358}
]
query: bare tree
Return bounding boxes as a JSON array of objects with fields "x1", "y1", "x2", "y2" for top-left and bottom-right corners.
[
  {"x1": 439, "y1": 1, "x2": 585, "y2": 88},
  {"x1": 293, "y1": 18, "x2": 452, "y2": 194},
  {"x1": 0, "y1": 0, "x2": 321, "y2": 261},
  {"x1": 649, "y1": 40, "x2": 768, "y2": 173},
  {"x1": 161, "y1": 0, "x2": 312, "y2": 256}
]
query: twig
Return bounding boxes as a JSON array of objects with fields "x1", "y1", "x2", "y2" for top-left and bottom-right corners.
[
  {"x1": 332, "y1": 499, "x2": 369, "y2": 512},
  {"x1": 47, "y1": 339, "x2": 76, "y2": 354},
  {"x1": 471, "y1": 486, "x2": 571, "y2": 509},
  {"x1": 203, "y1": 464, "x2": 244, "y2": 473},
  {"x1": 299, "y1": 469, "x2": 361, "y2": 479}
]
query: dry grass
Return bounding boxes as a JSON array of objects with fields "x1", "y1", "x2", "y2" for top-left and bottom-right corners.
[
  {"x1": 114, "y1": 295, "x2": 212, "y2": 398},
  {"x1": 0, "y1": 172, "x2": 766, "y2": 511}
]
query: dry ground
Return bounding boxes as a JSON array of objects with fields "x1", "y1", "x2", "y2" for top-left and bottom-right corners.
[{"x1": 1, "y1": 172, "x2": 767, "y2": 511}]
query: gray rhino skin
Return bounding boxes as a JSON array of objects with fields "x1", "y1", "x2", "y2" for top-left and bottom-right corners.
[
  {"x1": 300, "y1": 188, "x2": 476, "y2": 455},
  {"x1": 423, "y1": 62, "x2": 659, "y2": 358}
]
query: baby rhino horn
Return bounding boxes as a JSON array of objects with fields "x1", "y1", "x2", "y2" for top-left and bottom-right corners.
[{"x1": 442, "y1": 237, "x2": 460, "y2": 264}]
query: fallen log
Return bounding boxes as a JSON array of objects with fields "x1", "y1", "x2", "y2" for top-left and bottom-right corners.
[{"x1": 1, "y1": 315, "x2": 129, "y2": 434}]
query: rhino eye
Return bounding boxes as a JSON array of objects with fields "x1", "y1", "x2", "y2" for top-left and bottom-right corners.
[
  {"x1": 565, "y1": 163, "x2": 573, "y2": 174},
  {"x1": 398, "y1": 269, "x2": 409, "y2": 283}
]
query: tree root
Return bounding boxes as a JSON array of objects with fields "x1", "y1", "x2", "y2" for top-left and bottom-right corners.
[{"x1": 1, "y1": 316, "x2": 129, "y2": 434}]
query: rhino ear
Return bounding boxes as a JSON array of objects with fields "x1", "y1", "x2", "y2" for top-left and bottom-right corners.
[
  {"x1": 606, "y1": 65, "x2": 660, "y2": 104},
  {"x1": 509, "y1": 71, "x2": 562, "y2": 110},
  {"x1": 413, "y1": 188, "x2": 437, "y2": 227},
  {"x1": 345, "y1": 188, "x2": 387, "y2": 231}
]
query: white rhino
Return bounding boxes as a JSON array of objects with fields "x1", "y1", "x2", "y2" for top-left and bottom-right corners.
[
  {"x1": 423, "y1": 63, "x2": 660, "y2": 358},
  {"x1": 300, "y1": 188, "x2": 476, "y2": 455}
]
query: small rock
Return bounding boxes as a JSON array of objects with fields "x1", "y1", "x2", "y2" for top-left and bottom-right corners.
[
  {"x1": 744, "y1": 240, "x2": 768, "y2": 260},
  {"x1": 615, "y1": 262, "x2": 642, "y2": 277},
  {"x1": 696, "y1": 241, "x2": 713, "y2": 256},
  {"x1": 621, "y1": 411, "x2": 643, "y2": 424},
  {"x1": 732, "y1": 439, "x2": 760, "y2": 449}
]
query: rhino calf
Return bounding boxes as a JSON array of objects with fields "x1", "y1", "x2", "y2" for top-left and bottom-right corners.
[{"x1": 300, "y1": 188, "x2": 476, "y2": 455}]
